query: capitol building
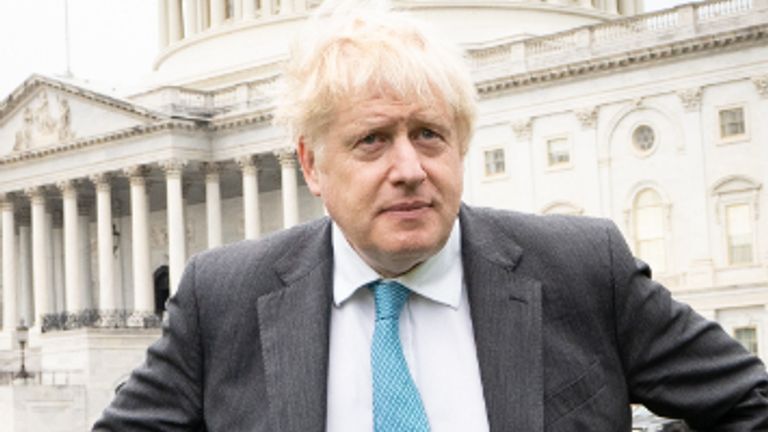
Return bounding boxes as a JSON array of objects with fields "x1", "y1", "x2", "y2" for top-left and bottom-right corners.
[{"x1": 0, "y1": 0, "x2": 767, "y2": 430}]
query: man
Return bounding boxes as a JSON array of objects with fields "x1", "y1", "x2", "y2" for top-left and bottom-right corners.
[{"x1": 94, "y1": 6, "x2": 768, "y2": 432}]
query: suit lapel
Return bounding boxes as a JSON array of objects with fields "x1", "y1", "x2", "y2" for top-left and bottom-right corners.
[
  {"x1": 460, "y1": 206, "x2": 544, "y2": 431},
  {"x1": 257, "y1": 221, "x2": 334, "y2": 432}
]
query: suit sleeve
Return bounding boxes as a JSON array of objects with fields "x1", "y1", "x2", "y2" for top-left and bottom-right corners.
[
  {"x1": 92, "y1": 256, "x2": 205, "y2": 432},
  {"x1": 607, "y1": 221, "x2": 768, "y2": 430}
]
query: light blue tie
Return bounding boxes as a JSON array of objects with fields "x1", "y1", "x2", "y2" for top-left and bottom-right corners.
[{"x1": 369, "y1": 280, "x2": 430, "y2": 432}]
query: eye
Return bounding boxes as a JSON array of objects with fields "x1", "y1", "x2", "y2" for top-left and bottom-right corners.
[
  {"x1": 360, "y1": 134, "x2": 379, "y2": 145},
  {"x1": 413, "y1": 127, "x2": 442, "y2": 142}
]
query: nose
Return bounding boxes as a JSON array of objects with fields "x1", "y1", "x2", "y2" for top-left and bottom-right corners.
[{"x1": 388, "y1": 133, "x2": 427, "y2": 187}]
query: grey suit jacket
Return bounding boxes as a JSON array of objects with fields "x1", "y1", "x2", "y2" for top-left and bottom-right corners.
[{"x1": 94, "y1": 205, "x2": 768, "y2": 431}]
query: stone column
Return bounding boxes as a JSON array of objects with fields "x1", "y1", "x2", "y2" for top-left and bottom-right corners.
[
  {"x1": 261, "y1": 0, "x2": 273, "y2": 17},
  {"x1": 205, "y1": 163, "x2": 223, "y2": 248},
  {"x1": 158, "y1": 0, "x2": 169, "y2": 49},
  {"x1": 619, "y1": 0, "x2": 635, "y2": 15},
  {"x1": 183, "y1": 0, "x2": 199, "y2": 36},
  {"x1": 162, "y1": 160, "x2": 187, "y2": 295},
  {"x1": 677, "y1": 87, "x2": 713, "y2": 288},
  {"x1": 276, "y1": 149, "x2": 299, "y2": 228},
  {"x1": 243, "y1": 0, "x2": 256, "y2": 17},
  {"x1": 511, "y1": 119, "x2": 536, "y2": 212},
  {"x1": 51, "y1": 211, "x2": 65, "y2": 313},
  {"x1": 279, "y1": 0, "x2": 293, "y2": 15},
  {"x1": 78, "y1": 199, "x2": 93, "y2": 309},
  {"x1": 197, "y1": 0, "x2": 209, "y2": 29},
  {"x1": 27, "y1": 187, "x2": 52, "y2": 327},
  {"x1": 169, "y1": 0, "x2": 184, "y2": 42},
  {"x1": 17, "y1": 211, "x2": 32, "y2": 326},
  {"x1": 233, "y1": 0, "x2": 243, "y2": 19},
  {"x1": 91, "y1": 173, "x2": 116, "y2": 311},
  {"x1": 125, "y1": 166, "x2": 154, "y2": 317},
  {"x1": 575, "y1": 107, "x2": 603, "y2": 216},
  {"x1": 1, "y1": 196, "x2": 18, "y2": 332},
  {"x1": 211, "y1": 0, "x2": 226, "y2": 26},
  {"x1": 58, "y1": 180, "x2": 83, "y2": 313},
  {"x1": 237, "y1": 156, "x2": 260, "y2": 239},
  {"x1": 607, "y1": 0, "x2": 618, "y2": 13}
]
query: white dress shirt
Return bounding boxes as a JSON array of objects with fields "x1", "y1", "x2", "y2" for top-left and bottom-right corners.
[{"x1": 326, "y1": 221, "x2": 490, "y2": 432}]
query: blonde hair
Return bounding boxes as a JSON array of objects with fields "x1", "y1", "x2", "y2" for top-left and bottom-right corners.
[{"x1": 275, "y1": 3, "x2": 477, "y2": 155}]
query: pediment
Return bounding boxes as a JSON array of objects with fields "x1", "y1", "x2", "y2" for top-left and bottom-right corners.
[{"x1": 0, "y1": 75, "x2": 168, "y2": 158}]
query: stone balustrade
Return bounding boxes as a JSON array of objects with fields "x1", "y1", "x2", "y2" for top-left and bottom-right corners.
[
  {"x1": 131, "y1": 75, "x2": 279, "y2": 117},
  {"x1": 467, "y1": 0, "x2": 768, "y2": 78}
]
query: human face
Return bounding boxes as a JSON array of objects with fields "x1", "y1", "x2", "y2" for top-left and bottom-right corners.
[{"x1": 298, "y1": 95, "x2": 464, "y2": 277}]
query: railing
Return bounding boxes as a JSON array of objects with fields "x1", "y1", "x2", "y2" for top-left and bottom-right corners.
[
  {"x1": 698, "y1": 0, "x2": 752, "y2": 22},
  {"x1": 41, "y1": 309, "x2": 162, "y2": 333},
  {"x1": 131, "y1": 74, "x2": 281, "y2": 116},
  {"x1": 0, "y1": 370, "x2": 81, "y2": 386},
  {"x1": 591, "y1": 8, "x2": 679, "y2": 43},
  {"x1": 467, "y1": 0, "x2": 764, "y2": 74}
]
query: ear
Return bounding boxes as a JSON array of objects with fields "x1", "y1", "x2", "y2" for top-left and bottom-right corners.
[{"x1": 297, "y1": 136, "x2": 322, "y2": 197}]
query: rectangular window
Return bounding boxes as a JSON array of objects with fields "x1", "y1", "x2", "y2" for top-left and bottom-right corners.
[
  {"x1": 725, "y1": 203, "x2": 753, "y2": 265},
  {"x1": 734, "y1": 327, "x2": 758, "y2": 355},
  {"x1": 547, "y1": 137, "x2": 570, "y2": 167},
  {"x1": 484, "y1": 148, "x2": 505, "y2": 177},
  {"x1": 719, "y1": 107, "x2": 746, "y2": 139}
]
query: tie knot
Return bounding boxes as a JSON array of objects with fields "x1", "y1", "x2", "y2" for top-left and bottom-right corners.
[{"x1": 369, "y1": 280, "x2": 411, "y2": 321}]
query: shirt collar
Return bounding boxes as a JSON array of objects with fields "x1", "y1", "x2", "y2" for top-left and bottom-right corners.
[{"x1": 332, "y1": 219, "x2": 463, "y2": 309}]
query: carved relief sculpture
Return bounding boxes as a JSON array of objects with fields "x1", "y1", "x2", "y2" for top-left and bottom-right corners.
[{"x1": 13, "y1": 90, "x2": 77, "y2": 151}]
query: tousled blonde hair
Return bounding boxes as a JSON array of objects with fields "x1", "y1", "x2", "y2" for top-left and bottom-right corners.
[{"x1": 275, "y1": 5, "x2": 477, "y2": 155}]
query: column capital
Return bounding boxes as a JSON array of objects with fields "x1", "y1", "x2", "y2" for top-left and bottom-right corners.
[
  {"x1": 236, "y1": 155, "x2": 259, "y2": 175},
  {"x1": 204, "y1": 162, "x2": 221, "y2": 182},
  {"x1": 25, "y1": 186, "x2": 48, "y2": 204},
  {"x1": 752, "y1": 75, "x2": 768, "y2": 98},
  {"x1": 274, "y1": 148, "x2": 297, "y2": 166},
  {"x1": 574, "y1": 107, "x2": 598, "y2": 130},
  {"x1": 160, "y1": 159, "x2": 188, "y2": 178},
  {"x1": 677, "y1": 87, "x2": 703, "y2": 112},
  {"x1": 0, "y1": 192, "x2": 17, "y2": 210},
  {"x1": 203, "y1": 161, "x2": 220, "y2": 174},
  {"x1": 56, "y1": 179, "x2": 79, "y2": 197},
  {"x1": 124, "y1": 165, "x2": 150, "y2": 185},
  {"x1": 89, "y1": 173, "x2": 112, "y2": 190},
  {"x1": 511, "y1": 118, "x2": 533, "y2": 141}
]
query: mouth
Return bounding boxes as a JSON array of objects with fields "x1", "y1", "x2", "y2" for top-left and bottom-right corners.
[{"x1": 381, "y1": 201, "x2": 432, "y2": 213}]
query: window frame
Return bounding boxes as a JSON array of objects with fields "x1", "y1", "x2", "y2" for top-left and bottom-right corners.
[
  {"x1": 716, "y1": 104, "x2": 749, "y2": 144},
  {"x1": 712, "y1": 177, "x2": 760, "y2": 268},
  {"x1": 631, "y1": 188, "x2": 669, "y2": 275},
  {"x1": 629, "y1": 122, "x2": 660, "y2": 159},
  {"x1": 544, "y1": 134, "x2": 572, "y2": 171},
  {"x1": 481, "y1": 146, "x2": 507, "y2": 180}
]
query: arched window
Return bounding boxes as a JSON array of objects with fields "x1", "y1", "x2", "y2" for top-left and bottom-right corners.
[
  {"x1": 541, "y1": 201, "x2": 583, "y2": 216},
  {"x1": 633, "y1": 189, "x2": 667, "y2": 273}
]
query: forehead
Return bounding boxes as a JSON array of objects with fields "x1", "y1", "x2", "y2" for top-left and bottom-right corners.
[{"x1": 333, "y1": 92, "x2": 454, "y2": 129}]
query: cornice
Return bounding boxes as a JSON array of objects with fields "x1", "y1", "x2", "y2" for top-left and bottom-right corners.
[
  {"x1": 210, "y1": 109, "x2": 274, "y2": 131},
  {"x1": 476, "y1": 24, "x2": 768, "y2": 97},
  {"x1": 0, "y1": 120, "x2": 198, "y2": 166}
]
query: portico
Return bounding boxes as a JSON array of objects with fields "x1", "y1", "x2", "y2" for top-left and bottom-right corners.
[{"x1": 0, "y1": 76, "x2": 319, "y2": 347}]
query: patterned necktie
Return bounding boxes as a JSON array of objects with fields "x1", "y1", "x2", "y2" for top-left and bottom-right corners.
[{"x1": 369, "y1": 280, "x2": 430, "y2": 432}]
